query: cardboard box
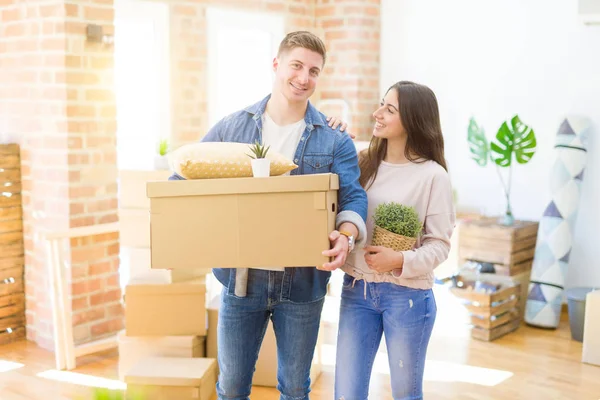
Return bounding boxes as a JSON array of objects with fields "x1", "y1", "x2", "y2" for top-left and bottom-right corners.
[
  {"x1": 125, "y1": 283, "x2": 206, "y2": 336},
  {"x1": 125, "y1": 356, "x2": 217, "y2": 400},
  {"x1": 206, "y1": 295, "x2": 322, "y2": 387},
  {"x1": 119, "y1": 208, "x2": 150, "y2": 248},
  {"x1": 147, "y1": 174, "x2": 339, "y2": 270},
  {"x1": 583, "y1": 290, "x2": 600, "y2": 366},
  {"x1": 118, "y1": 330, "x2": 205, "y2": 381},
  {"x1": 119, "y1": 169, "x2": 172, "y2": 209}
]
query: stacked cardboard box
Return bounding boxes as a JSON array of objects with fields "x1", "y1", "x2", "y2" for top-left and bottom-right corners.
[
  {"x1": 118, "y1": 170, "x2": 209, "y2": 285},
  {"x1": 121, "y1": 276, "x2": 216, "y2": 399}
]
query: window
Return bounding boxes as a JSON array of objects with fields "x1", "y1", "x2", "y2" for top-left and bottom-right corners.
[
  {"x1": 206, "y1": 8, "x2": 284, "y2": 127},
  {"x1": 114, "y1": 0, "x2": 170, "y2": 170}
]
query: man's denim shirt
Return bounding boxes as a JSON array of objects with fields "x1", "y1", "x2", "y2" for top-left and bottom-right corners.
[{"x1": 170, "y1": 94, "x2": 368, "y2": 303}]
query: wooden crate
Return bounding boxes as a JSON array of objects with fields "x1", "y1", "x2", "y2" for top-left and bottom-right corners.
[
  {"x1": 451, "y1": 276, "x2": 521, "y2": 341},
  {"x1": 0, "y1": 144, "x2": 25, "y2": 342},
  {"x1": 459, "y1": 218, "x2": 539, "y2": 276}
]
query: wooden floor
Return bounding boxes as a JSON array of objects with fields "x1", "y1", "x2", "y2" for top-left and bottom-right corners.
[{"x1": 1, "y1": 286, "x2": 599, "y2": 400}]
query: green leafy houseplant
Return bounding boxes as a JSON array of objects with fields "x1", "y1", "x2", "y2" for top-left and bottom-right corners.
[
  {"x1": 468, "y1": 115, "x2": 536, "y2": 226},
  {"x1": 373, "y1": 202, "x2": 422, "y2": 239},
  {"x1": 246, "y1": 140, "x2": 270, "y2": 159}
]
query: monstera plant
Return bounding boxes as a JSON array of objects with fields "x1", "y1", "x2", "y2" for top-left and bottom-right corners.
[{"x1": 468, "y1": 115, "x2": 537, "y2": 226}]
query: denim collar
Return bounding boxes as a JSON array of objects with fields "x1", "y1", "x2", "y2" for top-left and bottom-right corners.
[{"x1": 244, "y1": 94, "x2": 327, "y2": 129}]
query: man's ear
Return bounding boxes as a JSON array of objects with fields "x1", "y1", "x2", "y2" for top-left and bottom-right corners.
[{"x1": 272, "y1": 57, "x2": 279, "y2": 72}]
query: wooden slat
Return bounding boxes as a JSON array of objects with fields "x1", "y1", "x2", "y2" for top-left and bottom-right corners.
[
  {"x1": 471, "y1": 309, "x2": 519, "y2": 329},
  {"x1": 460, "y1": 219, "x2": 539, "y2": 242},
  {"x1": 0, "y1": 277, "x2": 24, "y2": 297},
  {"x1": 0, "y1": 297, "x2": 25, "y2": 319},
  {"x1": 0, "y1": 313, "x2": 25, "y2": 331},
  {"x1": 459, "y1": 245, "x2": 535, "y2": 266},
  {"x1": 493, "y1": 259, "x2": 533, "y2": 276},
  {"x1": 0, "y1": 168, "x2": 21, "y2": 184},
  {"x1": 472, "y1": 318, "x2": 521, "y2": 341},
  {"x1": 0, "y1": 182, "x2": 22, "y2": 194},
  {"x1": 467, "y1": 297, "x2": 519, "y2": 318},
  {"x1": 0, "y1": 326, "x2": 25, "y2": 346},
  {"x1": 0, "y1": 219, "x2": 23, "y2": 234},
  {"x1": 0, "y1": 232, "x2": 24, "y2": 258},
  {"x1": 0, "y1": 266, "x2": 23, "y2": 281},
  {"x1": 0, "y1": 155, "x2": 20, "y2": 169},
  {"x1": 451, "y1": 283, "x2": 519, "y2": 306},
  {"x1": 490, "y1": 284, "x2": 520, "y2": 304},
  {"x1": 0, "y1": 144, "x2": 19, "y2": 155},
  {"x1": 0, "y1": 292, "x2": 24, "y2": 309},
  {"x1": 0, "y1": 256, "x2": 24, "y2": 271},
  {"x1": 0, "y1": 206, "x2": 22, "y2": 221},
  {"x1": 0, "y1": 193, "x2": 21, "y2": 208},
  {"x1": 460, "y1": 234, "x2": 537, "y2": 254}
]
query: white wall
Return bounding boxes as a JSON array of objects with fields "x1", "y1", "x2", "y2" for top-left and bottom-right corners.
[{"x1": 381, "y1": 0, "x2": 600, "y2": 288}]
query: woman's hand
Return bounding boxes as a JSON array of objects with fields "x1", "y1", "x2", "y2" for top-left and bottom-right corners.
[
  {"x1": 363, "y1": 245, "x2": 404, "y2": 274},
  {"x1": 326, "y1": 116, "x2": 356, "y2": 139}
]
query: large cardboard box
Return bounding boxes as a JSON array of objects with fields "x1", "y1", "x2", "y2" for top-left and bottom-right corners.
[
  {"x1": 583, "y1": 290, "x2": 600, "y2": 366},
  {"x1": 206, "y1": 295, "x2": 322, "y2": 387},
  {"x1": 117, "y1": 330, "x2": 205, "y2": 381},
  {"x1": 147, "y1": 174, "x2": 339, "y2": 270},
  {"x1": 125, "y1": 283, "x2": 206, "y2": 336},
  {"x1": 125, "y1": 357, "x2": 217, "y2": 400}
]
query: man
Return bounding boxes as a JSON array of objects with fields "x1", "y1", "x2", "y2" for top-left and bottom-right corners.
[{"x1": 171, "y1": 31, "x2": 367, "y2": 400}]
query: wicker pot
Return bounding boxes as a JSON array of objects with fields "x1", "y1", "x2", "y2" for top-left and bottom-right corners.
[{"x1": 371, "y1": 225, "x2": 416, "y2": 251}]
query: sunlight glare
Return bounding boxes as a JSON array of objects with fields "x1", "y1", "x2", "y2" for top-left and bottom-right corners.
[
  {"x1": 37, "y1": 370, "x2": 126, "y2": 390},
  {"x1": 0, "y1": 360, "x2": 25, "y2": 373}
]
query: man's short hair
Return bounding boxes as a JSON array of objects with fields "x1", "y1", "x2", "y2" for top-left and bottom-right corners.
[{"x1": 277, "y1": 31, "x2": 327, "y2": 65}]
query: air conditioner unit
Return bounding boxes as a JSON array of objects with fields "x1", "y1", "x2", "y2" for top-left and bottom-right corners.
[{"x1": 579, "y1": 0, "x2": 600, "y2": 25}]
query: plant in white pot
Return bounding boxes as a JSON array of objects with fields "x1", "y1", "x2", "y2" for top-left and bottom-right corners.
[
  {"x1": 247, "y1": 140, "x2": 271, "y2": 177},
  {"x1": 154, "y1": 138, "x2": 170, "y2": 170}
]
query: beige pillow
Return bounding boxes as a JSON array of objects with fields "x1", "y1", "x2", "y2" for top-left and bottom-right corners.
[{"x1": 169, "y1": 142, "x2": 298, "y2": 179}]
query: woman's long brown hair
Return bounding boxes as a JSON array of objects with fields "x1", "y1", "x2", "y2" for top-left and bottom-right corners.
[{"x1": 359, "y1": 81, "x2": 447, "y2": 190}]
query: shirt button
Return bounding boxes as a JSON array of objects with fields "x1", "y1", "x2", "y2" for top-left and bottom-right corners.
[{"x1": 294, "y1": 159, "x2": 299, "y2": 163}]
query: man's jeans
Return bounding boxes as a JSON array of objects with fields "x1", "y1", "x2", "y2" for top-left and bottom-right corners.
[
  {"x1": 335, "y1": 274, "x2": 436, "y2": 400},
  {"x1": 216, "y1": 269, "x2": 324, "y2": 400}
]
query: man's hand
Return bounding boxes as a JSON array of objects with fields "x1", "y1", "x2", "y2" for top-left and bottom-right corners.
[
  {"x1": 326, "y1": 116, "x2": 356, "y2": 139},
  {"x1": 363, "y1": 245, "x2": 404, "y2": 274},
  {"x1": 319, "y1": 230, "x2": 349, "y2": 271}
]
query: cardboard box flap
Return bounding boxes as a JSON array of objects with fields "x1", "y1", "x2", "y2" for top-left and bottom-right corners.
[
  {"x1": 125, "y1": 283, "x2": 206, "y2": 297},
  {"x1": 125, "y1": 357, "x2": 216, "y2": 386},
  {"x1": 147, "y1": 173, "x2": 339, "y2": 199},
  {"x1": 118, "y1": 330, "x2": 204, "y2": 347}
]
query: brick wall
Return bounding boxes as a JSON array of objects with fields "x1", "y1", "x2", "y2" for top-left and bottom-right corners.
[
  {"x1": 316, "y1": 0, "x2": 380, "y2": 140},
  {"x1": 0, "y1": 0, "x2": 121, "y2": 350}
]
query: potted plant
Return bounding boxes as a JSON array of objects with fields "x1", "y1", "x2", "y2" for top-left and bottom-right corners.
[
  {"x1": 372, "y1": 202, "x2": 422, "y2": 251},
  {"x1": 467, "y1": 115, "x2": 537, "y2": 226},
  {"x1": 154, "y1": 137, "x2": 170, "y2": 170},
  {"x1": 247, "y1": 140, "x2": 271, "y2": 177}
]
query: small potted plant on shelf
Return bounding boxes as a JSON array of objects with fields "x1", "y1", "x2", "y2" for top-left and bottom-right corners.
[
  {"x1": 372, "y1": 202, "x2": 422, "y2": 251},
  {"x1": 247, "y1": 140, "x2": 271, "y2": 177},
  {"x1": 154, "y1": 137, "x2": 170, "y2": 170}
]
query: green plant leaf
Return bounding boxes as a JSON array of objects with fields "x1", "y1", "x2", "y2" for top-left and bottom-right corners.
[
  {"x1": 490, "y1": 115, "x2": 536, "y2": 167},
  {"x1": 467, "y1": 117, "x2": 488, "y2": 167},
  {"x1": 373, "y1": 202, "x2": 422, "y2": 238}
]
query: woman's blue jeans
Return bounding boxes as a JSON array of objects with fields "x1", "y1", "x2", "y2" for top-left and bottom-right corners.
[{"x1": 335, "y1": 274, "x2": 436, "y2": 400}]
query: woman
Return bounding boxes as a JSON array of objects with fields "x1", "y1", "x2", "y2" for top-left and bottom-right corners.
[{"x1": 335, "y1": 81, "x2": 455, "y2": 400}]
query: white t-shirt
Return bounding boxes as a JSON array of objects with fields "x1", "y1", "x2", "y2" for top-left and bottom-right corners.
[
  {"x1": 261, "y1": 112, "x2": 306, "y2": 174},
  {"x1": 257, "y1": 112, "x2": 306, "y2": 270}
]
